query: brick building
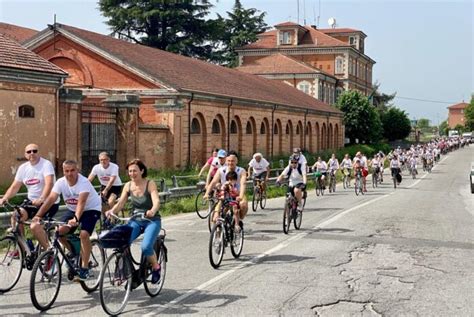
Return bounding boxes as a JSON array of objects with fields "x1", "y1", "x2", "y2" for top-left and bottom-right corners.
[
  {"x1": 1, "y1": 22, "x2": 344, "y2": 178},
  {"x1": 447, "y1": 102, "x2": 469, "y2": 128},
  {"x1": 236, "y1": 22, "x2": 375, "y2": 104},
  {"x1": 0, "y1": 33, "x2": 66, "y2": 181}
]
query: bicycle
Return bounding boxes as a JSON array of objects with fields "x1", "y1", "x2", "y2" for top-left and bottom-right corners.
[
  {"x1": 354, "y1": 169, "x2": 364, "y2": 196},
  {"x1": 342, "y1": 168, "x2": 351, "y2": 189},
  {"x1": 29, "y1": 220, "x2": 105, "y2": 311},
  {"x1": 392, "y1": 168, "x2": 401, "y2": 189},
  {"x1": 98, "y1": 213, "x2": 167, "y2": 316},
  {"x1": 372, "y1": 168, "x2": 379, "y2": 188},
  {"x1": 208, "y1": 196, "x2": 244, "y2": 269},
  {"x1": 251, "y1": 177, "x2": 267, "y2": 212},
  {"x1": 410, "y1": 165, "x2": 417, "y2": 179},
  {"x1": 314, "y1": 172, "x2": 325, "y2": 196},
  {"x1": 328, "y1": 170, "x2": 337, "y2": 193},
  {"x1": 0, "y1": 201, "x2": 54, "y2": 293},
  {"x1": 281, "y1": 184, "x2": 305, "y2": 234}
]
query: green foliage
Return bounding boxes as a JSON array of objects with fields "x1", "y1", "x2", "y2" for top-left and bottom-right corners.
[
  {"x1": 464, "y1": 95, "x2": 474, "y2": 131},
  {"x1": 454, "y1": 124, "x2": 465, "y2": 133},
  {"x1": 98, "y1": 0, "x2": 219, "y2": 61},
  {"x1": 369, "y1": 81, "x2": 396, "y2": 115},
  {"x1": 439, "y1": 120, "x2": 449, "y2": 136},
  {"x1": 381, "y1": 107, "x2": 412, "y2": 141},
  {"x1": 416, "y1": 118, "x2": 431, "y2": 130},
  {"x1": 336, "y1": 90, "x2": 383, "y2": 144},
  {"x1": 216, "y1": 0, "x2": 268, "y2": 67}
]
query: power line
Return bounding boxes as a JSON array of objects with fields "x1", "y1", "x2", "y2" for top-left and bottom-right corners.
[{"x1": 394, "y1": 96, "x2": 459, "y2": 104}]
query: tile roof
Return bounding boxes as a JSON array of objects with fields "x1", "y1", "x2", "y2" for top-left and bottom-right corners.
[
  {"x1": 0, "y1": 22, "x2": 38, "y2": 43},
  {"x1": 274, "y1": 21, "x2": 301, "y2": 27},
  {"x1": 236, "y1": 53, "x2": 334, "y2": 77},
  {"x1": 54, "y1": 24, "x2": 339, "y2": 113},
  {"x1": 0, "y1": 33, "x2": 66, "y2": 75},
  {"x1": 447, "y1": 102, "x2": 469, "y2": 109},
  {"x1": 241, "y1": 25, "x2": 348, "y2": 49},
  {"x1": 318, "y1": 28, "x2": 361, "y2": 34}
]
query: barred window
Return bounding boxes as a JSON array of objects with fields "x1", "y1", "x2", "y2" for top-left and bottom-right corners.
[{"x1": 19, "y1": 105, "x2": 35, "y2": 118}]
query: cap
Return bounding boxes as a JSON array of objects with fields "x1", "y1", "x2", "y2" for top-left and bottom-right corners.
[{"x1": 217, "y1": 149, "x2": 227, "y2": 158}]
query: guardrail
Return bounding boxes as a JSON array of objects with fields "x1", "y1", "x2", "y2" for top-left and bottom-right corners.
[{"x1": 0, "y1": 168, "x2": 288, "y2": 224}]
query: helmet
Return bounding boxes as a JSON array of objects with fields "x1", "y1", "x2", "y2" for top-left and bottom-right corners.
[{"x1": 217, "y1": 149, "x2": 227, "y2": 158}]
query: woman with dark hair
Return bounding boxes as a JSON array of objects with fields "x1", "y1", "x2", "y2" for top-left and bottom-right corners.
[{"x1": 106, "y1": 158, "x2": 161, "y2": 283}]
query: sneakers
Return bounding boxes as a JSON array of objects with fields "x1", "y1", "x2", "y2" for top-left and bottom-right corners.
[
  {"x1": 7, "y1": 250, "x2": 20, "y2": 259},
  {"x1": 151, "y1": 266, "x2": 161, "y2": 284},
  {"x1": 74, "y1": 267, "x2": 90, "y2": 282}
]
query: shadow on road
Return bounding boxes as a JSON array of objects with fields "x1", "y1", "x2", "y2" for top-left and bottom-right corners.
[{"x1": 313, "y1": 227, "x2": 354, "y2": 233}]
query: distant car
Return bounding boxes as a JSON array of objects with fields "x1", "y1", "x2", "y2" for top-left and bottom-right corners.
[{"x1": 471, "y1": 163, "x2": 474, "y2": 194}]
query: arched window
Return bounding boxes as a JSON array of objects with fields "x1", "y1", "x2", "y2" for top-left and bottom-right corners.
[
  {"x1": 296, "y1": 125, "x2": 300, "y2": 135},
  {"x1": 260, "y1": 122, "x2": 266, "y2": 134},
  {"x1": 335, "y1": 56, "x2": 344, "y2": 74},
  {"x1": 211, "y1": 119, "x2": 220, "y2": 134},
  {"x1": 230, "y1": 120, "x2": 237, "y2": 134},
  {"x1": 273, "y1": 123, "x2": 278, "y2": 134},
  {"x1": 191, "y1": 118, "x2": 201, "y2": 134},
  {"x1": 19, "y1": 105, "x2": 35, "y2": 118},
  {"x1": 286, "y1": 124, "x2": 290, "y2": 135},
  {"x1": 246, "y1": 121, "x2": 252, "y2": 134}
]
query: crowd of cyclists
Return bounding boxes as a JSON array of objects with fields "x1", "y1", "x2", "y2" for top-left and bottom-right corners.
[{"x1": 0, "y1": 135, "x2": 470, "y2": 313}]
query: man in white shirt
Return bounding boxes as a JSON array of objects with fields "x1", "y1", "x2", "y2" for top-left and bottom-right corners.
[
  {"x1": 277, "y1": 154, "x2": 307, "y2": 211},
  {"x1": 88, "y1": 152, "x2": 122, "y2": 208},
  {"x1": 0, "y1": 144, "x2": 59, "y2": 244},
  {"x1": 35, "y1": 160, "x2": 101, "y2": 281},
  {"x1": 248, "y1": 152, "x2": 270, "y2": 192}
]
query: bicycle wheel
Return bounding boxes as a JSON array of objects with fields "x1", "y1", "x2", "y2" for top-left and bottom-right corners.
[
  {"x1": 209, "y1": 224, "x2": 224, "y2": 269},
  {"x1": 393, "y1": 176, "x2": 397, "y2": 189},
  {"x1": 0, "y1": 236, "x2": 24, "y2": 293},
  {"x1": 294, "y1": 208, "x2": 303, "y2": 230},
  {"x1": 343, "y1": 175, "x2": 347, "y2": 189},
  {"x1": 283, "y1": 203, "x2": 291, "y2": 234},
  {"x1": 355, "y1": 178, "x2": 360, "y2": 196},
  {"x1": 144, "y1": 241, "x2": 167, "y2": 297},
  {"x1": 372, "y1": 174, "x2": 376, "y2": 188},
  {"x1": 195, "y1": 191, "x2": 210, "y2": 219},
  {"x1": 360, "y1": 179, "x2": 365, "y2": 195},
  {"x1": 230, "y1": 226, "x2": 244, "y2": 258},
  {"x1": 315, "y1": 180, "x2": 320, "y2": 196},
  {"x1": 251, "y1": 188, "x2": 259, "y2": 212},
  {"x1": 260, "y1": 190, "x2": 267, "y2": 209},
  {"x1": 320, "y1": 181, "x2": 325, "y2": 196},
  {"x1": 30, "y1": 249, "x2": 61, "y2": 311},
  {"x1": 80, "y1": 239, "x2": 105, "y2": 293},
  {"x1": 99, "y1": 251, "x2": 132, "y2": 316},
  {"x1": 331, "y1": 176, "x2": 336, "y2": 192}
]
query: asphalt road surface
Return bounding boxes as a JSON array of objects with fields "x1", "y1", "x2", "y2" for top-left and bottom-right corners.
[{"x1": 1, "y1": 146, "x2": 473, "y2": 316}]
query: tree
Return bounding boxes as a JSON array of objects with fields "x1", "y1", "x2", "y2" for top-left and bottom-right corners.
[
  {"x1": 417, "y1": 118, "x2": 431, "y2": 130},
  {"x1": 380, "y1": 107, "x2": 412, "y2": 141},
  {"x1": 368, "y1": 81, "x2": 396, "y2": 115},
  {"x1": 454, "y1": 124, "x2": 465, "y2": 133},
  {"x1": 464, "y1": 94, "x2": 474, "y2": 131},
  {"x1": 439, "y1": 120, "x2": 449, "y2": 136},
  {"x1": 336, "y1": 90, "x2": 383, "y2": 144},
  {"x1": 98, "y1": 0, "x2": 219, "y2": 61},
  {"x1": 217, "y1": 0, "x2": 268, "y2": 67}
]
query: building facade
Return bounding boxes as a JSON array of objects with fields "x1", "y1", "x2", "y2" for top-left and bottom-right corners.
[
  {"x1": 16, "y1": 23, "x2": 344, "y2": 175},
  {"x1": 447, "y1": 102, "x2": 469, "y2": 128},
  {"x1": 236, "y1": 22, "x2": 375, "y2": 104}
]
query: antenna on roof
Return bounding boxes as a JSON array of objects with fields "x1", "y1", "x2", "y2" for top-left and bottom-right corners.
[
  {"x1": 297, "y1": 0, "x2": 300, "y2": 24},
  {"x1": 303, "y1": 0, "x2": 306, "y2": 25},
  {"x1": 53, "y1": 13, "x2": 57, "y2": 51},
  {"x1": 317, "y1": 0, "x2": 321, "y2": 28}
]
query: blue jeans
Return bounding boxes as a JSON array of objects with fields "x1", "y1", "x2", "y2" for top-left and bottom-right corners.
[{"x1": 128, "y1": 218, "x2": 161, "y2": 257}]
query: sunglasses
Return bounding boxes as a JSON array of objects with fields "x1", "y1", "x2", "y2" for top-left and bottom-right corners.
[
  {"x1": 290, "y1": 161, "x2": 298, "y2": 164},
  {"x1": 26, "y1": 149, "x2": 38, "y2": 154}
]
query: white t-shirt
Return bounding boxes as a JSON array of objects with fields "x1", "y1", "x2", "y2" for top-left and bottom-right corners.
[
  {"x1": 15, "y1": 157, "x2": 59, "y2": 203},
  {"x1": 219, "y1": 166, "x2": 245, "y2": 191},
  {"x1": 328, "y1": 158, "x2": 339, "y2": 171},
  {"x1": 316, "y1": 161, "x2": 328, "y2": 173},
  {"x1": 248, "y1": 158, "x2": 270, "y2": 176},
  {"x1": 90, "y1": 162, "x2": 122, "y2": 186},
  {"x1": 52, "y1": 174, "x2": 101, "y2": 212},
  {"x1": 341, "y1": 158, "x2": 352, "y2": 169},
  {"x1": 282, "y1": 165, "x2": 306, "y2": 187}
]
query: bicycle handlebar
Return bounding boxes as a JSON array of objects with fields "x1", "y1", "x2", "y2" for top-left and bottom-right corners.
[{"x1": 108, "y1": 211, "x2": 151, "y2": 222}]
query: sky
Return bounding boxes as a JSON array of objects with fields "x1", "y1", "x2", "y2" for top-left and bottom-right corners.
[{"x1": 1, "y1": 0, "x2": 472, "y2": 125}]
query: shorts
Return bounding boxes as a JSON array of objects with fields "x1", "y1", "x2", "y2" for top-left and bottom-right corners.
[
  {"x1": 23, "y1": 202, "x2": 59, "y2": 220},
  {"x1": 61, "y1": 209, "x2": 101, "y2": 235},
  {"x1": 100, "y1": 185, "x2": 123, "y2": 200},
  {"x1": 288, "y1": 183, "x2": 306, "y2": 195},
  {"x1": 253, "y1": 171, "x2": 268, "y2": 180}
]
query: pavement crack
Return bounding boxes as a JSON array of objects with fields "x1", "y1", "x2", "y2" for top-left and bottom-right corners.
[
  {"x1": 413, "y1": 263, "x2": 447, "y2": 274},
  {"x1": 278, "y1": 286, "x2": 309, "y2": 316}
]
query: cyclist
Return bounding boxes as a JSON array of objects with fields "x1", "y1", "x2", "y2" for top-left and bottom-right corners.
[
  {"x1": 88, "y1": 152, "x2": 123, "y2": 209},
  {"x1": 34, "y1": 160, "x2": 101, "y2": 281},
  {"x1": 327, "y1": 153, "x2": 339, "y2": 176},
  {"x1": 247, "y1": 152, "x2": 270, "y2": 194},
  {"x1": 291, "y1": 148, "x2": 307, "y2": 171},
  {"x1": 214, "y1": 171, "x2": 241, "y2": 231},
  {"x1": 369, "y1": 154, "x2": 382, "y2": 182},
  {"x1": 276, "y1": 154, "x2": 307, "y2": 212},
  {"x1": 390, "y1": 154, "x2": 401, "y2": 184},
  {"x1": 204, "y1": 151, "x2": 248, "y2": 232},
  {"x1": 106, "y1": 159, "x2": 162, "y2": 284},
  {"x1": 198, "y1": 148, "x2": 219, "y2": 178},
  {"x1": 206, "y1": 149, "x2": 227, "y2": 187},
  {"x1": 340, "y1": 154, "x2": 352, "y2": 181},
  {"x1": 0, "y1": 144, "x2": 59, "y2": 252},
  {"x1": 353, "y1": 152, "x2": 368, "y2": 192},
  {"x1": 311, "y1": 157, "x2": 328, "y2": 189}
]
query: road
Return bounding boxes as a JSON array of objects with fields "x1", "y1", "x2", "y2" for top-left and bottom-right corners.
[{"x1": 1, "y1": 146, "x2": 473, "y2": 316}]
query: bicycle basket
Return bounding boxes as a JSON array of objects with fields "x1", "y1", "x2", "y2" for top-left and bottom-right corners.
[
  {"x1": 314, "y1": 171, "x2": 322, "y2": 178},
  {"x1": 196, "y1": 181, "x2": 206, "y2": 190},
  {"x1": 99, "y1": 225, "x2": 133, "y2": 249}
]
